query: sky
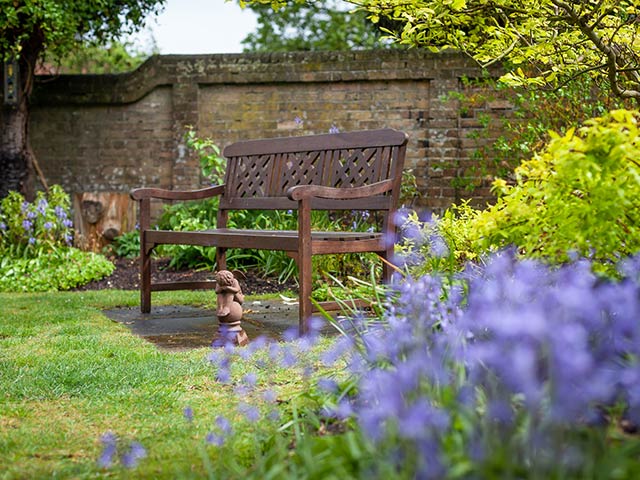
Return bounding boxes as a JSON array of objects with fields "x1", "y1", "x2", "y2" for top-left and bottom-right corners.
[{"x1": 134, "y1": 0, "x2": 259, "y2": 54}]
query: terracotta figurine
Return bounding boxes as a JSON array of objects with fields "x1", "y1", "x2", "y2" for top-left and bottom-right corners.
[{"x1": 214, "y1": 270, "x2": 248, "y2": 347}]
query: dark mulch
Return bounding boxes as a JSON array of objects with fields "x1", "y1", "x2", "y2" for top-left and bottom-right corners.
[{"x1": 74, "y1": 256, "x2": 297, "y2": 296}]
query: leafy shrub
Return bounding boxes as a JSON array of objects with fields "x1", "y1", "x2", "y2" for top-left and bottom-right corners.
[
  {"x1": 470, "y1": 109, "x2": 640, "y2": 275},
  {"x1": 0, "y1": 247, "x2": 114, "y2": 292},
  {"x1": 107, "y1": 228, "x2": 140, "y2": 258},
  {"x1": 0, "y1": 185, "x2": 114, "y2": 291},
  {"x1": 399, "y1": 109, "x2": 640, "y2": 278},
  {"x1": 452, "y1": 75, "x2": 630, "y2": 192},
  {"x1": 392, "y1": 205, "x2": 480, "y2": 276}
]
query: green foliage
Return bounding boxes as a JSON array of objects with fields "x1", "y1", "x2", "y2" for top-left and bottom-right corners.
[
  {"x1": 240, "y1": 0, "x2": 393, "y2": 52},
  {"x1": 44, "y1": 39, "x2": 157, "y2": 74},
  {"x1": 399, "y1": 168, "x2": 421, "y2": 207},
  {"x1": 0, "y1": 185, "x2": 114, "y2": 291},
  {"x1": 0, "y1": 184, "x2": 71, "y2": 256},
  {"x1": 157, "y1": 197, "x2": 378, "y2": 286},
  {"x1": 469, "y1": 109, "x2": 640, "y2": 275},
  {"x1": 393, "y1": 204, "x2": 480, "y2": 277},
  {"x1": 350, "y1": 0, "x2": 640, "y2": 102},
  {"x1": 0, "y1": 1, "x2": 164, "y2": 62},
  {"x1": 395, "y1": 109, "x2": 640, "y2": 278},
  {"x1": 184, "y1": 126, "x2": 226, "y2": 186},
  {"x1": 1, "y1": 1, "x2": 164, "y2": 198},
  {"x1": 452, "y1": 76, "x2": 631, "y2": 193},
  {"x1": 108, "y1": 228, "x2": 140, "y2": 258},
  {"x1": 0, "y1": 247, "x2": 114, "y2": 292},
  {"x1": 155, "y1": 128, "x2": 224, "y2": 269}
]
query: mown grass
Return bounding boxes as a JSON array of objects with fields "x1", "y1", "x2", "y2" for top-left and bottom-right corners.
[{"x1": 0, "y1": 289, "x2": 326, "y2": 479}]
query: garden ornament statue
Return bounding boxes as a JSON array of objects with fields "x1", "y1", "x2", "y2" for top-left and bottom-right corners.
[{"x1": 214, "y1": 270, "x2": 248, "y2": 347}]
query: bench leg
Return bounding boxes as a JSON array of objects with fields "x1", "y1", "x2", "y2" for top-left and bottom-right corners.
[
  {"x1": 382, "y1": 248, "x2": 394, "y2": 283},
  {"x1": 140, "y1": 244, "x2": 151, "y2": 313},
  {"x1": 298, "y1": 198, "x2": 313, "y2": 336},
  {"x1": 298, "y1": 251, "x2": 312, "y2": 335},
  {"x1": 216, "y1": 247, "x2": 227, "y2": 271}
]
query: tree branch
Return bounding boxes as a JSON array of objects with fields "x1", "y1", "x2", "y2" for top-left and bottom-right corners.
[{"x1": 550, "y1": 0, "x2": 640, "y2": 101}]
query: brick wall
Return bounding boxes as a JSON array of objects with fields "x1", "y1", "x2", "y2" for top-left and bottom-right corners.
[{"x1": 29, "y1": 50, "x2": 512, "y2": 213}]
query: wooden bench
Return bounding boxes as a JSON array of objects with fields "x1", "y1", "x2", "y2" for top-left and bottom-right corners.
[{"x1": 130, "y1": 128, "x2": 409, "y2": 334}]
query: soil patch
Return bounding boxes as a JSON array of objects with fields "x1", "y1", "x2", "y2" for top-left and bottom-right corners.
[{"x1": 74, "y1": 256, "x2": 298, "y2": 296}]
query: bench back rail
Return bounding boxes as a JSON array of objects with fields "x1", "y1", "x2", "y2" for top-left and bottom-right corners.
[{"x1": 220, "y1": 129, "x2": 406, "y2": 211}]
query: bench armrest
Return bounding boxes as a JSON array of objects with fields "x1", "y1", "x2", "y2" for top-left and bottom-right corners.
[
  {"x1": 131, "y1": 184, "x2": 225, "y2": 201},
  {"x1": 286, "y1": 179, "x2": 394, "y2": 201}
]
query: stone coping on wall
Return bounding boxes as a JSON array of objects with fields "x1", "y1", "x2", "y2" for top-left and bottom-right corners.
[{"x1": 31, "y1": 49, "x2": 490, "y2": 106}]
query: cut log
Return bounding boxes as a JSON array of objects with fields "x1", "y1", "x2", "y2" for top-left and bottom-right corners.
[{"x1": 73, "y1": 192, "x2": 136, "y2": 252}]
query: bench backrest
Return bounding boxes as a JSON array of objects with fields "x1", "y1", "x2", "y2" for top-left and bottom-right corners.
[{"x1": 220, "y1": 129, "x2": 408, "y2": 212}]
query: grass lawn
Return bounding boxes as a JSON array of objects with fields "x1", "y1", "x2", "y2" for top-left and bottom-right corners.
[{"x1": 0, "y1": 289, "x2": 331, "y2": 479}]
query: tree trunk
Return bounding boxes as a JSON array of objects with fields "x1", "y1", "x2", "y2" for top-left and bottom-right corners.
[
  {"x1": 0, "y1": 97, "x2": 34, "y2": 199},
  {"x1": 1, "y1": 40, "x2": 41, "y2": 201}
]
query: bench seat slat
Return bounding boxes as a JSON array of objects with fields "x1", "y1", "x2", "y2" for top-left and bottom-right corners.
[
  {"x1": 145, "y1": 229, "x2": 382, "y2": 253},
  {"x1": 220, "y1": 196, "x2": 392, "y2": 211},
  {"x1": 151, "y1": 280, "x2": 216, "y2": 292}
]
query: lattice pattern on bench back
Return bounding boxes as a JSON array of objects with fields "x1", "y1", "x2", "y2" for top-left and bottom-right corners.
[{"x1": 221, "y1": 129, "x2": 407, "y2": 210}]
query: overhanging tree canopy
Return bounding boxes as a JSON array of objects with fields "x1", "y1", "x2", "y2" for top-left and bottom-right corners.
[
  {"x1": 353, "y1": 0, "x2": 640, "y2": 101},
  {"x1": 241, "y1": 0, "x2": 389, "y2": 52},
  {"x1": 241, "y1": 0, "x2": 640, "y2": 102},
  {"x1": 0, "y1": 0, "x2": 164, "y2": 198}
]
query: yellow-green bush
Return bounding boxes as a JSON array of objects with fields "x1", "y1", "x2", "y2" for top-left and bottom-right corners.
[
  {"x1": 399, "y1": 109, "x2": 640, "y2": 277},
  {"x1": 468, "y1": 109, "x2": 640, "y2": 275}
]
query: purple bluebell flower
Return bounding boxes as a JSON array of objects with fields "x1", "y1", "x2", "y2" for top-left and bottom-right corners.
[
  {"x1": 282, "y1": 327, "x2": 299, "y2": 342},
  {"x1": 121, "y1": 441, "x2": 146, "y2": 469},
  {"x1": 262, "y1": 389, "x2": 277, "y2": 403},
  {"x1": 397, "y1": 399, "x2": 450, "y2": 440},
  {"x1": 317, "y1": 377, "x2": 339, "y2": 393},
  {"x1": 429, "y1": 233, "x2": 449, "y2": 258},
  {"x1": 238, "y1": 403, "x2": 260, "y2": 423},
  {"x1": 21, "y1": 201, "x2": 29, "y2": 212},
  {"x1": 43, "y1": 221, "x2": 54, "y2": 230},
  {"x1": 205, "y1": 432, "x2": 225, "y2": 446},
  {"x1": 357, "y1": 407, "x2": 387, "y2": 441},
  {"x1": 97, "y1": 432, "x2": 117, "y2": 468},
  {"x1": 333, "y1": 249, "x2": 640, "y2": 477},
  {"x1": 22, "y1": 219, "x2": 32, "y2": 231},
  {"x1": 294, "y1": 116, "x2": 303, "y2": 126},
  {"x1": 329, "y1": 124, "x2": 340, "y2": 134},
  {"x1": 0, "y1": 222, "x2": 6, "y2": 231},
  {"x1": 28, "y1": 237, "x2": 36, "y2": 245},
  {"x1": 215, "y1": 415, "x2": 233, "y2": 435},
  {"x1": 183, "y1": 406, "x2": 194, "y2": 422},
  {"x1": 267, "y1": 409, "x2": 281, "y2": 422},
  {"x1": 242, "y1": 372, "x2": 257, "y2": 388},
  {"x1": 320, "y1": 336, "x2": 353, "y2": 366},
  {"x1": 63, "y1": 219, "x2": 73, "y2": 228},
  {"x1": 26, "y1": 210, "x2": 37, "y2": 220},
  {"x1": 216, "y1": 366, "x2": 231, "y2": 384},
  {"x1": 238, "y1": 335, "x2": 269, "y2": 360},
  {"x1": 281, "y1": 347, "x2": 298, "y2": 368},
  {"x1": 37, "y1": 198, "x2": 48, "y2": 214},
  {"x1": 54, "y1": 206, "x2": 67, "y2": 219}
]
